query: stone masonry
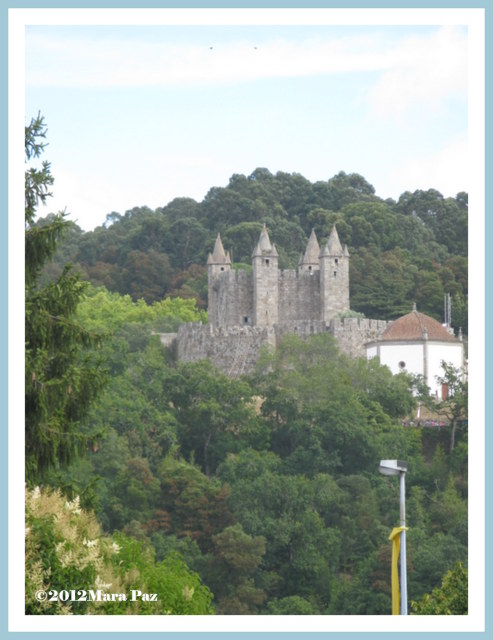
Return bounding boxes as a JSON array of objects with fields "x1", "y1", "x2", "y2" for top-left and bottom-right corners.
[
  {"x1": 207, "y1": 224, "x2": 350, "y2": 330},
  {"x1": 158, "y1": 225, "x2": 388, "y2": 376}
]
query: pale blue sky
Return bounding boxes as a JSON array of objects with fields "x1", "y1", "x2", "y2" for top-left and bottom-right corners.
[{"x1": 25, "y1": 23, "x2": 468, "y2": 231}]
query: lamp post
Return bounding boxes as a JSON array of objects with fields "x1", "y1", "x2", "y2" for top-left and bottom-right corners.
[{"x1": 379, "y1": 459, "x2": 408, "y2": 615}]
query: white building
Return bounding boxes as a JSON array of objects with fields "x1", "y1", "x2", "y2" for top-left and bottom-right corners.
[{"x1": 365, "y1": 305, "x2": 464, "y2": 399}]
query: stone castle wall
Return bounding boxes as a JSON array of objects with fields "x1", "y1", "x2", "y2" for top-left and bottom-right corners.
[
  {"x1": 329, "y1": 317, "x2": 388, "y2": 359},
  {"x1": 160, "y1": 226, "x2": 387, "y2": 376},
  {"x1": 208, "y1": 225, "x2": 350, "y2": 332},
  {"x1": 211, "y1": 268, "x2": 327, "y2": 329},
  {"x1": 171, "y1": 322, "x2": 275, "y2": 377},
  {"x1": 278, "y1": 270, "x2": 321, "y2": 324},
  {"x1": 159, "y1": 317, "x2": 389, "y2": 377},
  {"x1": 212, "y1": 269, "x2": 254, "y2": 328}
]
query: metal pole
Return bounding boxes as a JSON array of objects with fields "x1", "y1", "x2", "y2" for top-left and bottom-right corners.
[{"x1": 399, "y1": 470, "x2": 408, "y2": 615}]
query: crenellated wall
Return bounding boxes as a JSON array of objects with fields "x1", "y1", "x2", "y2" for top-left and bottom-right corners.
[
  {"x1": 162, "y1": 226, "x2": 383, "y2": 376},
  {"x1": 171, "y1": 322, "x2": 275, "y2": 377},
  {"x1": 210, "y1": 267, "x2": 331, "y2": 330},
  {"x1": 208, "y1": 226, "x2": 349, "y2": 330},
  {"x1": 158, "y1": 316, "x2": 389, "y2": 377},
  {"x1": 329, "y1": 317, "x2": 388, "y2": 359}
]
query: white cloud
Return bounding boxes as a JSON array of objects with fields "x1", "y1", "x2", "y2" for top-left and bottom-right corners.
[
  {"x1": 46, "y1": 155, "x2": 232, "y2": 231},
  {"x1": 26, "y1": 26, "x2": 467, "y2": 98},
  {"x1": 385, "y1": 132, "x2": 468, "y2": 199},
  {"x1": 26, "y1": 31, "x2": 385, "y2": 88},
  {"x1": 25, "y1": 25, "x2": 469, "y2": 228},
  {"x1": 367, "y1": 26, "x2": 467, "y2": 118},
  {"x1": 25, "y1": 28, "x2": 441, "y2": 88}
]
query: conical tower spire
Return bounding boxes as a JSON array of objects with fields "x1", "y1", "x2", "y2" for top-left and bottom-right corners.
[
  {"x1": 207, "y1": 233, "x2": 231, "y2": 265},
  {"x1": 326, "y1": 224, "x2": 343, "y2": 255},
  {"x1": 252, "y1": 224, "x2": 278, "y2": 258},
  {"x1": 300, "y1": 229, "x2": 320, "y2": 271}
]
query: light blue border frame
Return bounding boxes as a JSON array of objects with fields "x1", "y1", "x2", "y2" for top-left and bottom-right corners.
[{"x1": 3, "y1": 1, "x2": 489, "y2": 638}]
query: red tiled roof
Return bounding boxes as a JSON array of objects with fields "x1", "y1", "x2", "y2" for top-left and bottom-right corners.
[{"x1": 380, "y1": 310, "x2": 459, "y2": 342}]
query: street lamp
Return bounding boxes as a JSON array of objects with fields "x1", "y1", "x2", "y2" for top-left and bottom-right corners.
[{"x1": 379, "y1": 459, "x2": 408, "y2": 615}]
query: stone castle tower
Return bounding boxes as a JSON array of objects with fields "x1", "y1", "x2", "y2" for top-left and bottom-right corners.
[
  {"x1": 164, "y1": 224, "x2": 387, "y2": 376},
  {"x1": 207, "y1": 224, "x2": 350, "y2": 331},
  {"x1": 162, "y1": 226, "x2": 456, "y2": 383}
]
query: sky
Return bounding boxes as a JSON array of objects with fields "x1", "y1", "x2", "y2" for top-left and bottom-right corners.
[{"x1": 24, "y1": 20, "x2": 469, "y2": 231}]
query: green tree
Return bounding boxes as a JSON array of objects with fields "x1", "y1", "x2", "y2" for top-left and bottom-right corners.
[
  {"x1": 42, "y1": 166, "x2": 467, "y2": 327},
  {"x1": 75, "y1": 285, "x2": 206, "y2": 334},
  {"x1": 407, "y1": 531, "x2": 467, "y2": 599},
  {"x1": 414, "y1": 270, "x2": 444, "y2": 319},
  {"x1": 221, "y1": 456, "x2": 341, "y2": 608},
  {"x1": 163, "y1": 360, "x2": 264, "y2": 477},
  {"x1": 163, "y1": 217, "x2": 210, "y2": 269},
  {"x1": 397, "y1": 188, "x2": 445, "y2": 226},
  {"x1": 411, "y1": 562, "x2": 468, "y2": 614},
  {"x1": 156, "y1": 455, "x2": 234, "y2": 552},
  {"x1": 350, "y1": 247, "x2": 417, "y2": 319},
  {"x1": 451, "y1": 292, "x2": 468, "y2": 335},
  {"x1": 120, "y1": 249, "x2": 173, "y2": 303},
  {"x1": 434, "y1": 199, "x2": 468, "y2": 256},
  {"x1": 206, "y1": 523, "x2": 267, "y2": 614},
  {"x1": 315, "y1": 171, "x2": 376, "y2": 212},
  {"x1": 167, "y1": 263, "x2": 208, "y2": 306},
  {"x1": 25, "y1": 485, "x2": 214, "y2": 615},
  {"x1": 255, "y1": 334, "x2": 415, "y2": 476},
  {"x1": 25, "y1": 114, "x2": 107, "y2": 483},
  {"x1": 265, "y1": 595, "x2": 319, "y2": 614},
  {"x1": 428, "y1": 475, "x2": 467, "y2": 536},
  {"x1": 433, "y1": 363, "x2": 468, "y2": 452}
]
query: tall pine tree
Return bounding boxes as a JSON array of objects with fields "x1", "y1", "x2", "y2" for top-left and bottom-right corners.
[{"x1": 25, "y1": 114, "x2": 107, "y2": 483}]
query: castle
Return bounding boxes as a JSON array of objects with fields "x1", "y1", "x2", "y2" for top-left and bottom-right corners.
[
  {"x1": 208, "y1": 224, "x2": 350, "y2": 330},
  {"x1": 160, "y1": 225, "x2": 388, "y2": 377}
]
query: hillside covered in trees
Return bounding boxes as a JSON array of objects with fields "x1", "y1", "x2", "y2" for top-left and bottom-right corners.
[
  {"x1": 26, "y1": 116, "x2": 468, "y2": 616},
  {"x1": 36, "y1": 293, "x2": 468, "y2": 615},
  {"x1": 40, "y1": 167, "x2": 468, "y2": 333}
]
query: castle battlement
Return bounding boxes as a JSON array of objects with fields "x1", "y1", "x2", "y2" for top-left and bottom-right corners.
[
  {"x1": 330, "y1": 317, "x2": 388, "y2": 332},
  {"x1": 215, "y1": 269, "x2": 251, "y2": 284},
  {"x1": 165, "y1": 315, "x2": 388, "y2": 377},
  {"x1": 207, "y1": 225, "x2": 350, "y2": 331},
  {"x1": 279, "y1": 269, "x2": 302, "y2": 280},
  {"x1": 158, "y1": 226, "x2": 387, "y2": 376}
]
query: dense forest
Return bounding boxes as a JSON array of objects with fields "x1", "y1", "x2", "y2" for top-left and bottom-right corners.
[
  {"x1": 25, "y1": 115, "x2": 468, "y2": 616},
  {"x1": 42, "y1": 165, "x2": 468, "y2": 333}
]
